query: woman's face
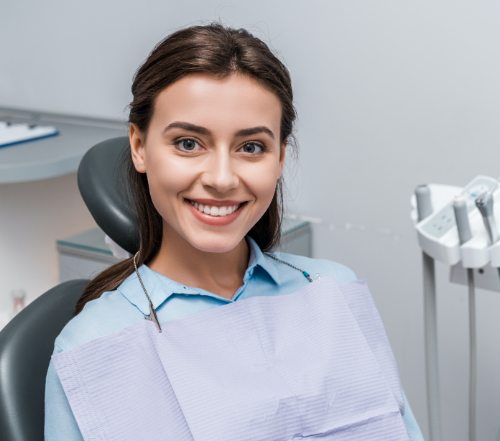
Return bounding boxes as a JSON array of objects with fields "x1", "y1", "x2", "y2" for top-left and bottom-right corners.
[{"x1": 130, "y1": 73, "x2": 285, "y2": 254}]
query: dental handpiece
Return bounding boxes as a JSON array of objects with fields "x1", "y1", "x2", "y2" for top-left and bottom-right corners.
[
  {"x1": 475, "y1": 191, "x2": 499, "y2": 245},
  {"x1": 453, "y1": 195, "x2": 472, "y2": 245},
  {"x1": 415, "y1": 184, "x2": 433, "y2": 221}
]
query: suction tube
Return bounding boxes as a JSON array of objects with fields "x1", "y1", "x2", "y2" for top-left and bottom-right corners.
[
  {"x1": 415, "y1": 185, "x2": 442, "y2": 441},
  {"x1": 453, "y1": 195, "x2": 476, "y2": 441}
]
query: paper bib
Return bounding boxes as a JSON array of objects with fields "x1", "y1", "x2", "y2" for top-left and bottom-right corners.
[{"x1": 53, "y1": 277, "x2": 410, "y2": 441}]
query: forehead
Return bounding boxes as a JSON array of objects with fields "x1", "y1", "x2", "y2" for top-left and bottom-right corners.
[{"x1": 151, "y1": 73, "x2": 282, "y2": 134}]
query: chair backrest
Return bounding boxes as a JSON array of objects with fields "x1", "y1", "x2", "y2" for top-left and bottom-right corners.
[
  {"x1": 77, "y1": 136, "x2": 139, "y2": 254},
  {"x1": 0, "y1": 279, "x2": 88, "y2": 441}
]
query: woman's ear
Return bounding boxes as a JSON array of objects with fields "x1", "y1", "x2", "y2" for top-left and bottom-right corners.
[{"x1": 129, "y1": 124, "x2": 147, "y2": 173}]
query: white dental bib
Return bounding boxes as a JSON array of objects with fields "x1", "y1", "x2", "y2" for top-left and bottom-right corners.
[{"x1": 53, "y1": 277, "x2": 410, "y2": 441}]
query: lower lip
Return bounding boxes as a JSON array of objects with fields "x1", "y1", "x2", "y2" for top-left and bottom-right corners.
[{"x1": 185, "y1": 200, "x2": 245, "y2": 226}]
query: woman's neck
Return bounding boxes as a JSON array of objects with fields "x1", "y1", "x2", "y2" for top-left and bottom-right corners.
[{"x1": 148, "y1": 228, "x2": 250, "y2": 299}]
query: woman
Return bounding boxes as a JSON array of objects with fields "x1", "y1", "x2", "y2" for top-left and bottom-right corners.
[{"x1": 45, "y1": 23, "x2": 423, "y2": 440}]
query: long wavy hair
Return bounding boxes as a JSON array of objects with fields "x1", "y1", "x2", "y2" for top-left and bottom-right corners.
[{"x1": 75, "y1": 23, "x2": 296, "y2": 315}]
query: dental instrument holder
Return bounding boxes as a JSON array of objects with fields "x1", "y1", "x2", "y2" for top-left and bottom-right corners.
[
  {"x1": 412, "y1": 176, "x2": 500, "y2": 441},
  {"x1": 413, "y1": 177, "x2": 500, "y2": 291}
]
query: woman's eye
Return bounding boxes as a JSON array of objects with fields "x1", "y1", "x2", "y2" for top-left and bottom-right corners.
[
  {"x1": 175, "y1": 138, "x2": 200, "y2": 152},
  {"x1": 240, "y1": 142, "x2": 264, "y2": 154}
]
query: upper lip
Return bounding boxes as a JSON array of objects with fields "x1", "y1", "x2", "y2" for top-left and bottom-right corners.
[{"x1": 185, "y1": 198, "x2": 246, "y2": 207}]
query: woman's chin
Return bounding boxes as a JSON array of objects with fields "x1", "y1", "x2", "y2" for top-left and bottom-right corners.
[{"x1": 189, "y1": 238, "x2": 245, "y2": 255}]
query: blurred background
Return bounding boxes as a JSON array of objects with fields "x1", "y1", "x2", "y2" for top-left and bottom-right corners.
[{"x1": 2, "y1": 1, "x2": 500, "y2": 439}]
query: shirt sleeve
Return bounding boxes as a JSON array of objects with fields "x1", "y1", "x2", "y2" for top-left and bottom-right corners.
[
  {"x1": 44, "y1": 346, "x2": 84, "y2": 441},
  {"x1": 402, "y1": 392, "x2": 425, "y2": 441}
]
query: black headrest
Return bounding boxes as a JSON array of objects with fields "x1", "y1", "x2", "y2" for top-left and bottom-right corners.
[{"x1": 77, "y1": 137, "x2": 139, "y2": 254}]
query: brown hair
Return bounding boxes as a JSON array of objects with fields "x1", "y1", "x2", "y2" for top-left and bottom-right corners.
[{"x1": 75, "y1": 22, "x2": 296, "y2": 315}]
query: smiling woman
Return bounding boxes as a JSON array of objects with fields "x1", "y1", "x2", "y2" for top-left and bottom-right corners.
[
  {"x1": 130, "y1": 73, "x2": 285, "y2": 283},
  {"x1": 44, "y1": 23, "x2": 424, "y2": 441}
]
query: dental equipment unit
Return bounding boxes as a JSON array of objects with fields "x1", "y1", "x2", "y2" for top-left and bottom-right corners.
[{"x1": 412, "y1": 176, "x2": 500, "y2": 441}]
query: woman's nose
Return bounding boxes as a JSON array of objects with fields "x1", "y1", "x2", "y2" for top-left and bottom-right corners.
[{"x1": 200, "y1": 150, "x2": 239, "y2": 193}]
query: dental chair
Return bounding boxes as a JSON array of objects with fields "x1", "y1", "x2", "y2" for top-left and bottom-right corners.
[
  {"x1": 0, "y1": 137, "x2": 134, "y2": 441},
  {"x1": 77, "y1": 136, "x2": 138, "y2": 254},
  {"x1": 0, "y1": 280, "x2": 88, "y2": 441}
]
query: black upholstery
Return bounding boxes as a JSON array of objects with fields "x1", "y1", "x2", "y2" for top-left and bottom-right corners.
[
  {"x1": 0, "y1": 279, "x2": 88, "y2": 441},
  {"x1": 77, "y1": 136, "x2": 139, "y2": 254}
]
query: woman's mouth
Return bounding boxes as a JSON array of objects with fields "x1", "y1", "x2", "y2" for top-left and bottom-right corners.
[
  {"x1": 188, "y1": 200, "x2": 242, "y2": 217},
  {"x1": 185, "y1": 199, "x2": 247, "y2": 218},
  {"x1": 184, "y1": 199, "x2": 248, "y2": 225}
]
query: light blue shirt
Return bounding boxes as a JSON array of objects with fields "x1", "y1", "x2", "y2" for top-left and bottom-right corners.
[{"x1": 45, "y1": 236, "x2": 423, "y2": 440}]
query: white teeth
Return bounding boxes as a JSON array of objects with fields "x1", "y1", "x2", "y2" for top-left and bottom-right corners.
[{"x1": 189, "y1": 200, "x2": 240, "y2": 217}]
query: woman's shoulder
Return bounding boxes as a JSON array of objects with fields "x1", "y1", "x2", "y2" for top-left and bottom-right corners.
[
  {"x1": 53, "y1": 284, "x2": 143, "y2": 354},
  {"x1": 268, "y1": 250, "x2": 358, "y2": 284}
]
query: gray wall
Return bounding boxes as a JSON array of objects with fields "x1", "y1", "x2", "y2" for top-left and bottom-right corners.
[{"x1": 3, "y1": 1, "x2": 500, "y2": 439}]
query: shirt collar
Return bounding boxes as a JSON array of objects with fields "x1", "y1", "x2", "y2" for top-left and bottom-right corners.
[
  {"x1": 243, "y1": 236, "x2": 280, "y2": 285},
  {"x1": 118, "y1": 236, "x2": 281, "y2": 316}
]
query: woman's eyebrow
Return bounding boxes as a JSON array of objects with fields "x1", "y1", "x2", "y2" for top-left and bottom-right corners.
[
  {"x1": 163, "y1": 121, "x2": 275, "y2": 139},
  {"x1": 163, "y1": 121, "x2": 210, "y2": 135},
  {"x1": 235, "y1": 126, "x2": 275, "y2": 139}
]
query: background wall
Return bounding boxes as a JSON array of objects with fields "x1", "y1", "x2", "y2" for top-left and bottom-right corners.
[{"x1": 2, "y1": 1, "x2": 500, "y2": 439}]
